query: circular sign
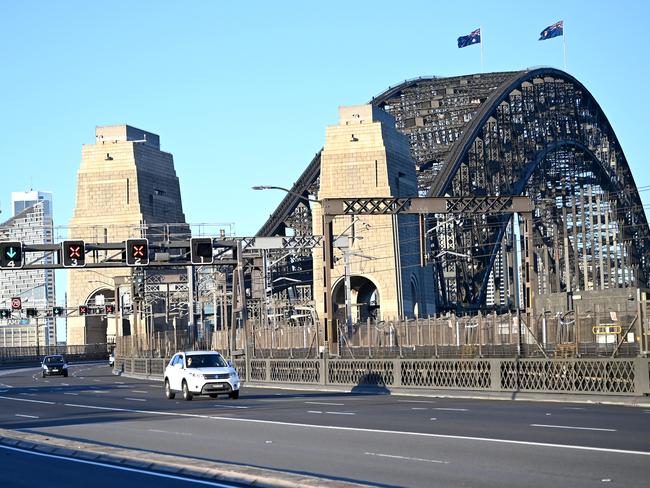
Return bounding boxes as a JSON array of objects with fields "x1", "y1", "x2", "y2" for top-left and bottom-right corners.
[{"x1": 11, "y1": 297, "x2": 22, "y2": 310}]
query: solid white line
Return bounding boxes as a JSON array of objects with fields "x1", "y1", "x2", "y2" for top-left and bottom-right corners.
[
  {"x1": 124, "y1": 397, "x2": 147, "y2": 402},
  {"x1": 15, "y1": 414, "x2": 39, "y2": 419},
  {"x1": 305, "y1": 401, "x2": 345, "y2": 406},
  {"x1": 365, "y1": 451, "x2": 449, "y2": 464},
  {"x1": 0, "y1": 396, "x2": 54, "y2": 405},
  {"x1": 59, "y1": 402, "x2": 650, "y2": 457},
  {"x1": 433, "y1": 408, "x2": 468, "y2": 412},
  {"x1": 531, "y1": 424, "x2": 617, "y2": 432},
  {"x1": 0, "y1": 444, "x2": 237, "y2": 487},
  {"x1": 325, "y1": 412, "x2": 355, "y2": 415}
]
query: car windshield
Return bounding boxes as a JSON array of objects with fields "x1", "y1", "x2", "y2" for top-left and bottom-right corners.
[
  {"x1": 186, "y1": 354, "x2": 226, "y2": 368},
  {"x1": 44, "y1": 356, "x2": 63, "y2": 364}
]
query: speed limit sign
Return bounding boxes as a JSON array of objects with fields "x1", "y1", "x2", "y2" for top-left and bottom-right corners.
[{"x1": 11, "y1": 297, "x2": 22, "y2": 310}]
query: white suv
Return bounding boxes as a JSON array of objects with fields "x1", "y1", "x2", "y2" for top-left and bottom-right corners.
[{"x1": 164, "y1": 351, "x2": 241, "y2": 401}]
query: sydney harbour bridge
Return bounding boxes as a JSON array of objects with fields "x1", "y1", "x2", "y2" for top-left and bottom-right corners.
[{"x1": 258, "y1": 67, "x2": 650, "y2": 314}]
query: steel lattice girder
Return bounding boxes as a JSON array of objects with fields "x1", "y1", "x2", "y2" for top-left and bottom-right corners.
[{"x1": 258, "y1": 68, "x2": 650, "y2": 310}]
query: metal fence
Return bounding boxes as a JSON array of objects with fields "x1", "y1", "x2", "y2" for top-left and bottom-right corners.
[
  {"x1": 115, "y1": 310, "x2": 645, "y2": 360},
  {"x1": 115, "y1": 355, "x2": 650, "y2": 397},
  {"x1": 0, "y1": 343, "x2": 110, "y2": 364}
]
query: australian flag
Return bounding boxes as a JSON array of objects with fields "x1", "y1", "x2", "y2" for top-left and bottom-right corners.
[
  {"x1": 457, "y1": 28, "x2": 481, "y2": 48},
  {"x1": 539, "y1": 21, "x2": 563, "y2": 41}
]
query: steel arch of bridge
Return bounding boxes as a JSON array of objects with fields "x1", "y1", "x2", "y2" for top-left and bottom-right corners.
[{"x1": 258, "y1": 68, "x2": 650, "y2": 311}]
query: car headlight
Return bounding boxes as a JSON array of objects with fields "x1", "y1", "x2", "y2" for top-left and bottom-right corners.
[{"x1": 230, "y1": 371, "x2": 239, "y2": 379}]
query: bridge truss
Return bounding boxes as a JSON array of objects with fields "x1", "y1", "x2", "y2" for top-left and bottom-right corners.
[{"x1": 258, "y1": 68, "x2": 650, "y2": 312}]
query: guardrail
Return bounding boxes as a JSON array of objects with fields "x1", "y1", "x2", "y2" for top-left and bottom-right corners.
[
  {"x1": 116, "y1": 356, "x2": 650, "y2": 396},
  {"x1": 0, "y1": 344, "x2": 110, "y2": 365}
]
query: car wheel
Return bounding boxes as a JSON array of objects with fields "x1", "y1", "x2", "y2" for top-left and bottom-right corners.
[
  {"x1": 165, "y1": 379, "x2": 175, "y2": 399},
  {"x1": 182, "y1": 380, "x2": 193, "y2": 401},
  {"x1": 228, "y1": 390, "x2": 240, "y2": 400},
  {"x1": 42, "y1": 371, "x2": 46, "y2": 378},
  {"x1": 64, "y1": 371, "x2": 68, "y2": 377}
]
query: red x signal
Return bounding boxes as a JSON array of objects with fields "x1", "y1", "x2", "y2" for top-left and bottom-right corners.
[
  {"x1": 68, "y1": 245, "x2": 82, "y2": 258},
  {"x1": 132, "y1": 245, "x2": 145, "y2": 257}
]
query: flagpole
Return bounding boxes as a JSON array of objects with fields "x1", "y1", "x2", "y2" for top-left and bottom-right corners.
[
  {"x1": 478, "y1": 26, "x2": 485, "y2": 73},
  {"x1": 563, "y1": 21, "x2": 567, "y2": 71}
]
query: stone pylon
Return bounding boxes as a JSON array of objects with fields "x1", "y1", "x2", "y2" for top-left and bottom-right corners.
[
  {"x1": 66, "y1": 125, "x2": 186, "y2": 345},
  {"x1": 312, "y1": 105, "x2": 436, "y2": 329}
]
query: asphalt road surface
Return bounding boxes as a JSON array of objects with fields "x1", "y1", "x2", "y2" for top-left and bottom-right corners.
[
  {"x1": 0, "y1": 444, "x2": 242, "y2": 488},
  {"x1": 1, "y1": 363, "x2": 649, "y2": 487}
]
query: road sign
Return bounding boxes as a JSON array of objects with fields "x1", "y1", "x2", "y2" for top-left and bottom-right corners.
[
  {"x1": 26, "y1": 308, "x2": 38, "y2": 318},
  {"x1": 62, "y1": 240, "x2": 86, "y2": 267},
  {"x1": 11, "y1": 297, "x2": 22, "y2": 310},
  {"x1": 78, "y1": 305, "x2": 89, "y2": 316},
  {"x1": 592, "y1": 324, "x2": 622, "y2": 335},
  {"x1": 53, "y1": 306, "x2": 65, "y2": 317},
  {"x1": 0, "y1": 309, "x2": 10, "y2": 319},
  {"x1": 191, "y1": 237, "x2": 214, "y2": 265},
  {"x1": 126, "y1": 239, "x2": 149, "y2": 266},
  {"x1": 0, "y1": 242, "x2": 23, "y2": 269}
]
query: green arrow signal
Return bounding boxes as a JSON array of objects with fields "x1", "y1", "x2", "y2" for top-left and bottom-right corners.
[{"x1": 6, "y1": 247, "x2": 17, "y2": 259}]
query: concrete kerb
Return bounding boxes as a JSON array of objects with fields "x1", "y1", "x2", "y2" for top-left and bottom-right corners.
[
  {"x1": 119, "y1": 369, "x2": 650, "y2": 408},
  {"x1": 0, "y1": 428, "x2": 371, "y2": 488}
]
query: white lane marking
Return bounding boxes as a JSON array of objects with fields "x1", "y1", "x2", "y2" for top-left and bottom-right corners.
[
  {"x1": 131, "y1": 390, "x2": 148, "y2": 394},
  {"x1": 398, "y1": 400, "x2": 436, "y2": 404},
  {"x1": 531, "y1": 424, "x2": 617, "y2": 432},
  {"x1": 0, "y1": 445, "x2": 237, "y2": 487},
  {"x1": 326, "y1": 411, "x2": 355, "y2": 416},
  {"x1": 212, "y1": 405, "x2": 249, "y2": 409},
  {"x1": 307, "y1": 410, "x2": 322, "y2": 414},
  {"x1": 15, "y1": 414, "x2": 39, "y2": 419},
  {"x1": 305, "y1": 401, "x2": 345, "y2": 406},
  {"x1": 563, "y1": 407, "x2": 586, "y2": 411},
  {"x1": 19, "y1": 393, "x2": 37, "y2": 396},
  {"x1": 60, "y1": 403, "x2": 650, "y2": 457},
  {"x1": 124, "y1": 397, "x2": 147, "y2": 402},
  {"x1": 430, "y1": 418, "x2": 438, "y2": 421},
  {"x1": 64, "y1": 393, "x2": 79, "y2": 396},
  {"x1": 411, "y1": 407, "x2": 427, "y2": 410},
  {"x1": 114, "y1": 382, "x2": 125, "y2": 384},
  {"x1": 148, "y1": 429, "x2": 192, "y2": 436},
  {"x1": 0, "y1": 390, "x2": 7, "y2": 393},
  {"x1": 365, "y1": 451, "x2": 449, "y2": 464},
  {"x1": 0, "y1": 396, "x2": 54, "y2": 405},
  {"x1": 433, "y1": 408, "x2": 468, "y2": 412}
]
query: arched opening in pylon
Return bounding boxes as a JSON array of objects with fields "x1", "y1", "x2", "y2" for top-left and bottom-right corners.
[{"x1": 332, "y1": 276, "x2": 380, "y2": 325}]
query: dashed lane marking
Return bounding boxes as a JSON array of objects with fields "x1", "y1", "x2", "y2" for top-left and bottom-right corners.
[
  {"x1": 124, "y1": 397, "x2": 147, "y2": 402},
  {"x1": 433, "y1": 408, "x2": 468, "y2": 412},
  {"x1": 365, "y1": 452, "x2": 449, "y2": 464},
  {"x1": 304, "y1": 402, "x2": 345, "y2": 406},
  {"x1": 531, "y1": 424, "x2": 617, "y2": 432},
  {"x1": 15, "y1": 414, "x2": 39, "y2": 419}
]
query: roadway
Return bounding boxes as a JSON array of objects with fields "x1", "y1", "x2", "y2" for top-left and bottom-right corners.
[{"x1": 1, "y1": 363, "x2": 649, "y2": 487}]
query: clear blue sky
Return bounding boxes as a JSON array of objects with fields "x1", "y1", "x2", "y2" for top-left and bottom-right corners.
[{"x1": 1, "y1": 0, "x2": 648, "y2": 323}]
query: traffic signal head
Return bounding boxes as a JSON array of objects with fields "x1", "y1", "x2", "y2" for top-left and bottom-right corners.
[
  {"x1": 0, "y1": 309, "x2": 10, "y2": 319},
  {"x1": 53, "y1": 306, "x2": 65, "y2": 317},
  {"x1": 190, "y1": 237, "x2": 214, "y2": 265},
  {"x1": 0, "y1": 241, "x2": 23, "y2": 269},
  {"x1": 126, "y1": 239, "x2": 149, "y2": 266},
  {"x1": 105, "y1": 304, "x2": 115, "y2": 315},
  {"x1": 26, "y1": 308, "x2": 38, "y2": 318},
  {"x1": 132, "y1": 269, "x2": 145, "y2": 299},
  {"x1": 62, "y1": 240, "x2": 86, "y2": 267},
  {"x1": 78, "y1": 305, "x2": 89, "y2": 316}
]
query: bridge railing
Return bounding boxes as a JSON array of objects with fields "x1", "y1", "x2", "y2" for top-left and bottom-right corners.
[
  {"x1": 0, "y1": 343, "x2": 111, "y2": 364},
  {"x1": 115, "y1": 354, "x2": 650, "y2": 397}
]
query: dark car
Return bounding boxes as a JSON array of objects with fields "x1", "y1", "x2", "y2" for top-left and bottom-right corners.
[{"x1": 41, "y1": 355, "x2": 68, "y2": 377}]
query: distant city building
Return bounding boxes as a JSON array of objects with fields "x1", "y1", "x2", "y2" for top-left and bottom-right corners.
[
  {"x1": 0, "y1": 192, "x2": 56, "y2": 347},
  {"x1": 67, "y1": 125, "x2": 187, "y2": 345}
]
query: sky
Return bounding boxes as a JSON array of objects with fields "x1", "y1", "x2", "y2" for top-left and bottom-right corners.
[{"x1": 1, "y1": 0, "x2": 649, "y2": 337}]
